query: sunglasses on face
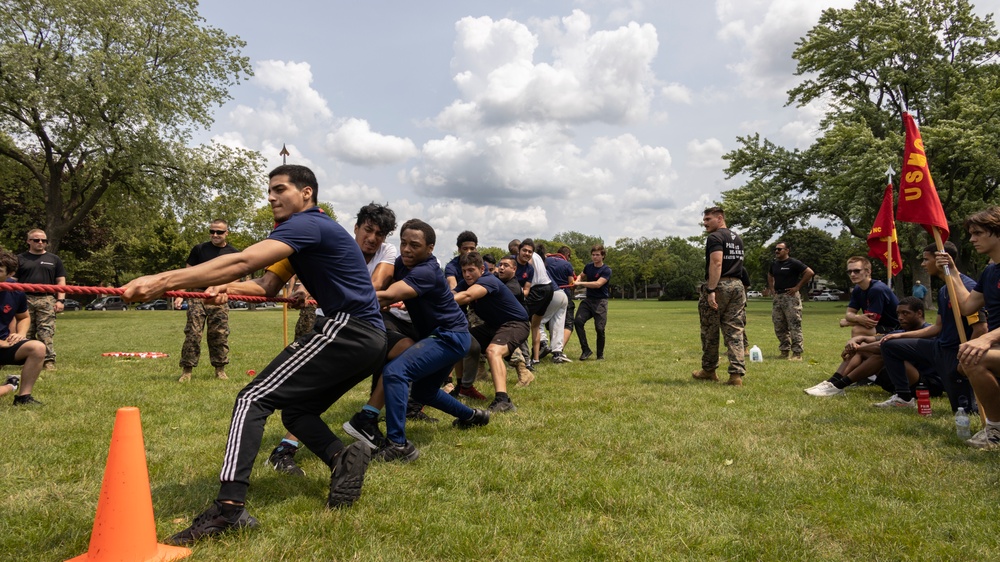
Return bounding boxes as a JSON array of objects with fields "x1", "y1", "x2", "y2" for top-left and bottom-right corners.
[
  {"x1": 29, "y1": 238, "x2": 48, "y2": 243},
  {"x1": 847, "y1": 268, "x2": 865, "y2": 275},
  {"x1": 209, "y1": 230, "x2": 227, "y2": 235}
]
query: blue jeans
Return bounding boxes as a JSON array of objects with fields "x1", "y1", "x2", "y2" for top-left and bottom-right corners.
[
  {"x1": 881, "y1": 338, "x2": 976, "y2": 412},
  {"x1": 383, "y1": 329, "x2": 473, "y2": 444}
]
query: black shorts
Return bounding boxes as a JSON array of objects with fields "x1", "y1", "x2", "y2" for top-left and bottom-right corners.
[
  {"x1": 0, "y1": 340, "x2": 29, "y2": 366},
  {"x1": 524, "y1": 283, "x2": 553, "y2": 317},
  {"x1": 471, "y1": 320, "x2": 529, "y2": 356}
]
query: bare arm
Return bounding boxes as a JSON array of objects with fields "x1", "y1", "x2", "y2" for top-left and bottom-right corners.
[
  {"x1": 372, "y1": 263, "x2": 395, "y2": 291},
  {"x1": 377, "y1": 279, "x2": 419, "y2": 307},
  {"x1": 454, "y1": 283, "x2": 488, "y2": 306},
  {"x1": 124, "y1": 239, "x2": 293, "y2": 303}
]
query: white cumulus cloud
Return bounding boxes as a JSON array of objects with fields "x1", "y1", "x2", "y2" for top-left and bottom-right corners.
[{"x1": 325, "y1": 118, "x2": 418, "y2": 166}]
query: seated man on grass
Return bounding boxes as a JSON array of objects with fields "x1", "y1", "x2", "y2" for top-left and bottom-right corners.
[
  {"x1": 0, "y1": 248, "x2": 45, "y2": 406},
  {"x1": 454, "y1": 251, "x2": 530, "y2": 414},
  {"x1": 840, "y1": 256, "x2": 900, "y2": 336},
  {"x1": 805, "y1": 297, "x2": 929, "y2": 397},
  {"x1": 876, "y1": 242, "x2": 986, "y2": 410}
]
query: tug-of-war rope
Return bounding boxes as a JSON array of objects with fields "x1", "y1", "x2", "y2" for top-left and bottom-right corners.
[{"x1": 0, "y1": 282, "x2": 306, "y2": 304}]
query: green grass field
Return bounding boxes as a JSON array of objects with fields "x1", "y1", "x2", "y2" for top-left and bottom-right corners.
[{"x1": 3, "y1": 300, "x2": 999, "y2": 561}]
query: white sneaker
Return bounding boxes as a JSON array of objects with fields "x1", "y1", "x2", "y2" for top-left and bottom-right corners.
[
  {"x1": 873, "y1": 394, "x2": 916, "y2": 408},
  {"x1": 803, "y1": 381, "x2": 828, "y2": 394},
  {"x1": 806, "y1": 381, "x2": 845, "y2": 397},
  {"x1": 966, "y1": 426, "x2": 1000, "y2": 449}
]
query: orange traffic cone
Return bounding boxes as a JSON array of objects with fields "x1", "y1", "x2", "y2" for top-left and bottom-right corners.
[{"x1": 67, "y1": 407, "x2": 191, "y2": 562}]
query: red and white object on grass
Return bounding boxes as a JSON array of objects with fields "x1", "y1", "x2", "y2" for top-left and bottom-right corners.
[{"x1": 101, "y1": 352, "x2": 170, "y2": 359}]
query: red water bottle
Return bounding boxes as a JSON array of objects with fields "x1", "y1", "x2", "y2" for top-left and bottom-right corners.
[{"x1": 916, "y1": 382, "x2": 932, "y2": 417}]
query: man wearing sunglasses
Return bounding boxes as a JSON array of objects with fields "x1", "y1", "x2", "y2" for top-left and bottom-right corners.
[
  {"x1": 15, "y1": 229, "x2": 66, "y2": 371},
  {"x1": 842, "y1": 256, "x2": 899, "y2": 336},
  {"x1": 766, "y1": 242, "x2": 814, "y2": 361},
  {"x1": 175, "y1": 219, "x2": 240, "y2": 382}
]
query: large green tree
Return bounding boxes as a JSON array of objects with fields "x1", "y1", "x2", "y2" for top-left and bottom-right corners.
[
  {"x1": 722, "y1": 0, "x2": 1000, "y2": 276},
  {"x1": 0, "y1": 0, "x2": 261, "y2": 253}
]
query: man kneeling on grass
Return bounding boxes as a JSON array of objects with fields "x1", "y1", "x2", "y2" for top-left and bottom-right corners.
[
  {"x1": 453, "y1": 251, "x2": 530, "y2": 413},
  {"x1": 124, "y1": 165, "x2": 387, "y2": 545},
  {"x1": 805, "y1": 297, "x2": 930, "y2": 397}
]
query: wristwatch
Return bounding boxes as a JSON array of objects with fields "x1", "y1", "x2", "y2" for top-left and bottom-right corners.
[
  {"x1": 706, "y1": 288, "x2": 716, "y2": 293},
  {"x1": 57, "y1": 299, "x2": 65, "y2": 303}
]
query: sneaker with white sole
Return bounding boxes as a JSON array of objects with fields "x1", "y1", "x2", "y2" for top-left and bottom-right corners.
[
  {"x1": 873, "y1": 394, "x2": 916, "y2": 408},
  {"x1": 966, "y1": 426, "x2": 1000, "y2": 449},
  {"x1": 805, "y1": 381, "x2": 845, "y2": 397},
  {"x1": 342, "y1": 412, "x2": 385, "y2": 450}
]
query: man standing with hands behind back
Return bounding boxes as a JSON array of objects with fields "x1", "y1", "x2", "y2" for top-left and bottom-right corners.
[
  {"x1": 767, "y1": 241, "x2": 814, "y2": 361},
  {"x1": 692, "y1": 207, "x2": 746, "y2": 387},
  {"x1": 16, "y1": 229, "x2": 66, "y2": 371},
  {"x1": 175, "y1": 219, "x2": 240, "y2": 382}
]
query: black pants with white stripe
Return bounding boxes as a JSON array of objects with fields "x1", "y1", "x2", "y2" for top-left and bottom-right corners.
[{"x1": 217, "y1": 313, "x2": 386, "y2": 503}]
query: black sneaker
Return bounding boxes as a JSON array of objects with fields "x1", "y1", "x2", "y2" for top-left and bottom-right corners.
[
  {"x1": 596, "y1": 355, "x2": 605, "y2": 360},
  {"x1": 487, "y1": 396, "x2": 517, "y2": 414},
  {"x1": 5, "y1": 375, "x2": 19, "y2": 392},
  {"x1": 327, "y1": 441, "x2": 373, "y2": 509},
  {"x1": 407, "y1": 407, "x2": 439, "y2": 423},
  {"x1": 267, "y1": 443, "x2": 305, "y2": 476},
  {"x1": 538, "y1": 343, "x2": 552, "y2": 360},
  {"x1": 453, "y1": 408, "x2": 490, "y2": 429},
  {"x1": 579, "y1": 350, "x2": 593, "y2": 361},
  {"x1": 342, "y1": 412, "x2": 385, "y2": 450},
  {"x1": 165, "y1": 501, "x2": 258, "y2": 546},
  {"x1": 551, "y1": 352, "x2": 572, "y2": 364},
  {"x1": 374, "y1": 439, "x2": 420, "y2": 463},
  {"x1": 13, "y1": 394, "x2": 42, "y2": 406}
]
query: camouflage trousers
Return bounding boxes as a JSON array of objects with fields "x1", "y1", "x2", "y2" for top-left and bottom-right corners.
[
  {"x1": 698, "y1": 278, "x2": 746, "y2": 376},
  {"x1": 180, "y1": 300, "x2": 230, "y2": 368},
  {"x1": 295, "y1": 305, "x2": 317, "y2": 341},
  {"x1": 26, "y1": 295, "x2": 57, "y2": 363},
  {"x1": 771, "y1": 292, "x2": 803, "y2": 355}
]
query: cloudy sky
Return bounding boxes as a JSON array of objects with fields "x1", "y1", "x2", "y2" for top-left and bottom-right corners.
[{"x1": 196, "y1": 0, "x2": 1000, "y2": 255}]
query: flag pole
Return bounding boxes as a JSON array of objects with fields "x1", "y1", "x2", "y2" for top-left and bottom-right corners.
[
  {"x1": 279, "y1": 143, "x2": 290, "y2": 346},
  {"x1": 886, "y1": 166, "x2": 895, "y2": 288}
]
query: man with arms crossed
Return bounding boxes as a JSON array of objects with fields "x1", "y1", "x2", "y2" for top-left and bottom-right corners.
[
  {"x1": 124, "y1": 165, "x2": 387, "y2": 544},
  {"x1": 16, "y1": 229, "x2": 66, "y2": 371}
]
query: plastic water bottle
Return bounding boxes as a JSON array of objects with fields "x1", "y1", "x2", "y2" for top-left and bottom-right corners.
[
  {"x1": 955, "y1": 407, "x2": 971, "y2": 439},
  {"x1": 748, "y1": 345, "x2": 763, "y2": 362},
  {"x1": 916, "y1": 382, "x2": 932, "y2": 417}
]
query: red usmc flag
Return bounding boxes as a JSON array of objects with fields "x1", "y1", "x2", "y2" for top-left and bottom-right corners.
[
  {"x1": 867, "y1": 182, "x2": 903, "y2": 276},
  {"x1": 897, "y1": 112, "x2": 949, "y2": 241}
]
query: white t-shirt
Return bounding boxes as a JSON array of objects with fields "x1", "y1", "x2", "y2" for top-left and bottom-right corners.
[
  {"x1": 530, "y1": 252, "x2": 552, "y2": 285},
  {"x1": 366, "y1": 242, "x2": 398, "y2": 275}
]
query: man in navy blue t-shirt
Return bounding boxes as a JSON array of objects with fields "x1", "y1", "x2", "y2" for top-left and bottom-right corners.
[
  {"x1": 376, "y1": 219, "x2": 489, "y2": 463},
  {"x1": 879, "y1": 242, "x2": 986, "y2": 410},
  {"x1": 574, "y1": 244, "x2": 612, "y2": 361},
  {"x1": 444, "y1": 230, "x2": 478, "y2": 290},
  {"x1": 454, "y1": 251, "x2": 530, "y2": 413},
  {"x1": 843, "y1": 256, "x2": 900, "y2": 336},
  {"x1": 939, "y1": 207, "x2": 1000, "y2": 448},
  {"x1": 0, "y1": 248, "x2": 46, "y2": 405},
  {"x1": 124, "y1": 165, "x2": 387, "y2": 545}
]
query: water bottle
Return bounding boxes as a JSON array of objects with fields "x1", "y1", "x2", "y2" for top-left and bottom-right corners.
[
  {"x1": 748, "y1": 345, "x2": 763, "y2": 362},
  {"x1": 916, "y1": 382, "x2": 932, "y2": 417},
  {"x1": 955, "y1": 407, "x2": 971, "y2": 439}
]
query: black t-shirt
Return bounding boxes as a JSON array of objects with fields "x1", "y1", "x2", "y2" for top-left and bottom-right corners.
[
  {"x1": 770, "y1": 258, "x2": 808, "y2": 292},
  {"x1": 186, "y1": 241, "x2": 240, "y2": 290},
  {"x1": 705, "y1": 228, "x2": 744, "y2": 280},
  {"x1": 16, "y1": 252, "x2": 67, "y2": 295}
]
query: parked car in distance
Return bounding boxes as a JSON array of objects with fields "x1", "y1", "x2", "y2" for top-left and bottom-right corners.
[
  {"x1": 746, "y1": 290, "x2": 763, "y2": 298},
  {"x1": 62, "y1": 298, "x2": 82, "y2": 311},
  {"x1": 137, "y1": 299, "x2": 170, "y2": 310},
  {"x1": 811, "y1": 291, "x2": 839, "y2": 302},
  {"x1": 229, "y1": 299, "x2": 248, "y2": 309},
  {"x1": 86, "y1": 296, "x2": 129, "y2": 310}
]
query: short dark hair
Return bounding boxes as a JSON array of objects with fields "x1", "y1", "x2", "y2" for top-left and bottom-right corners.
[
  {"x1": 459, "y1": 251, "x2": 484, "y2": 268},
  {"x1": 535, "y1": 242, "x2": 547, "y2": 255},
  {"x1": 501, "y1": 255, "x2": 517, "y2": 265},
  {"x1": 558, "y1": 246, "x2": 572, "y2": 258},
  {"x1": 774, "y1": 240, "x2": 789, "y2": 250},
  {"x1": 922, "y1": 241, "x2": 959, "y2": 263},
  {"x1": 703, "y1": 206, "x2": 724, "y2": 216},
  {"x1": 519, "y1": 238, "x2": 535, "y2": 251},
  {"x1": 457, "y1": 231, "x2": 478, "y2": 247},
  {"x1": 591, "y1": 244, "x2": 606, "y2": 257},
  {"x1": 899, "y1": 296, "x2": 925, "y2": 315},
  {"x1": 965, "y1": 207, "x2": 1000, "y2": 238},
  {"x1": 269, "y1": 164, "x2": 318, "y2": 204},
  {"x1": 210, "y1": 219, "x2": 229, "y2": 228},
  {"x1": 482, "y1": 253, "x2": 496, "y2": 265},
  {"x1": 0, "y1": 248, "x2": 18, "y2": 274},
  {"x1": 356, "y1": 202, "x2": 397, "y2": 236},
  {"x1": 508, "y1": 239, "x2": 521, "y2": 254},
  {"x1": 400, "y1": 219, "x2": 436, "y2": 247}
]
